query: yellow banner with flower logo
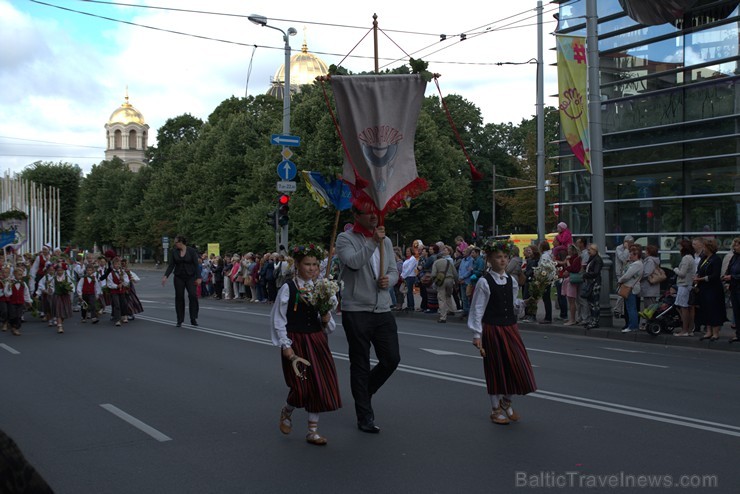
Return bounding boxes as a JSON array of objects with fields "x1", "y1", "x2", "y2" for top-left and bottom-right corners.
[{"x1": 556, "y1": 35, "x2": 591, "y2": 173}]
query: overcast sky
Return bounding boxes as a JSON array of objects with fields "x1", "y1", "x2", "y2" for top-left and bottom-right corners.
[{"x1": 0, "y1": 0, "x2": 563, "y2": 176}]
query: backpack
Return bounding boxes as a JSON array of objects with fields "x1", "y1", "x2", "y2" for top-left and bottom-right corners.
[{"x1": 275, "y1": 261, "x2": 289, "y2": 288}]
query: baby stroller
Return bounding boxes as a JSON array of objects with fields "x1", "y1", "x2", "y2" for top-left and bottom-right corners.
[{"x1": 641, "y1": 287, "x2": 682, "y2": 336}]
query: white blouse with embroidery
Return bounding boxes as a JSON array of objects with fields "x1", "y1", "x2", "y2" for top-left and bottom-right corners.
[
  {"x1": 270, "y1": 277, "x2": 336, "y2": 348},
  {"x1": 467, "y1": 269, "x2": 521, "y2": 338}
]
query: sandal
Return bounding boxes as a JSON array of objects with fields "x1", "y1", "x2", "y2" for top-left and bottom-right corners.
[
  {"x1": 279, "y1": 407, "x2": 292, "y2": 435},
  {"x1": 305, "y1": 431, "x2": 328, "y2": 445},
  {"x1": 490, "y1": 406, "x2": 510, "y2": 425},
  {"x1": 500, "y1": 398, "x2": 520, "y2": 422}
]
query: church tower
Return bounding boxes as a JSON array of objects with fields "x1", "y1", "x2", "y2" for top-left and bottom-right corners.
[
  {"x1": 266, "y1": 33, "x2": 329, "y2": 100},
  {"x1": 105, "y1": 91, "x2": 149, "y2": 172}
]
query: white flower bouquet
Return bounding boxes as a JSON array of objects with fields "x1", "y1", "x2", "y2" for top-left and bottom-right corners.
[
  {"x1": 525, "y1": 257, "x2": 558, "y2": 315},
  {"x1": 302, "y1": 277, "x2": 343, "y2": 315}
]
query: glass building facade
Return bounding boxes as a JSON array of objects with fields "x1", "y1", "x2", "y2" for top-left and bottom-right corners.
[{"x1": 554, "y1": 0, "x2": 740, "y2": 266}]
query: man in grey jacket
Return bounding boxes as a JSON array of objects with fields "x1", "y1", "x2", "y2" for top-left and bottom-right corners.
[{"x1": 336, "y1": 207, "x2": 400, "y2": 433}]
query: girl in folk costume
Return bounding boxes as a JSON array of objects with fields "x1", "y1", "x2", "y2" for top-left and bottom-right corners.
[
  {"x1": 76, "y1": 264, "x2": 102, "y2": 324},
  {"x1": 468, "y1": 239, "x2": 537, "y2": 425},
  {"x1": 35, "y1": 264, "x2": 56, "y2": 327},
  {"x1": 270, "y1": 245, "x2": 341, "y2": 446},
  {"x1": 121, "y1": 258, "x2": 143, "y2": 320},
  {"x1": 0, "y1": 266, "x2": 11, "y2": 332},
  {"x1": 106, "y1": 257, "x2": 130, "y2": 327},
  {"x1": 50, "y1": 262, "x2": 74, "y2": 334},
  {"x1": 96, "y1": 256, "x2": 111, "y2": 315},
  {"x1": 4, "y1": 267, "x2": 32, "y2": 336}
]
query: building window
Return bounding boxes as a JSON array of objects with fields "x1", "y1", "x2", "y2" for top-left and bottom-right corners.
[
  {"x1": 129, "y1": 130, "x2": 137, "y2": 149},
  {"x1": 114, "y1": 130, "x2": 122, "y2": 149}
]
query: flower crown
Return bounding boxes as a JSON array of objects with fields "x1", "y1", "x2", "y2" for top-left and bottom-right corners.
[
  {"x1": 291, "y1": 244, "x2": 324, "y2": 260},
  {"x1": 480, "y1": 238, "x2": 514, "y2": 255}
]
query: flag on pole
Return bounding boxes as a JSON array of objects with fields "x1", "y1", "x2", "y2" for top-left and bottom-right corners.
[
  {"x1": 300, "y1": 171, "x2": 353, "y2": 211},
  {"x1": 556, "y1": 35, "x2": 591, "y2": 173},
  {"x1": 330, "y1": 74, "x2": 428, "y2": 216}
]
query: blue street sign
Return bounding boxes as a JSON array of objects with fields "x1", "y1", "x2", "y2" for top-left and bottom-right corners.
[
  {"x1": 270, "y1": 134, "x2": 301, "y2": 147},
  {"x1": 277, "y1": 160, "x2": 297, "y2": 181}
]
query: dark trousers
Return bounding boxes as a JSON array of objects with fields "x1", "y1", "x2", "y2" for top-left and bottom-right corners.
[
  {"x1": 542, "y1": 285, "x2": 552, "y2": 322},
  {"x1": 174, "y1": 275, "x2": 199, "y2": 323},
  {"x1": 342, "y1": 311, "x2": 401, "y2": 422},
  {"x1": 80, "y1": 293, "x2": 97, "y2": 319},
  {"x1": 731, "y1": 288, "x2": 740, "y2": 337},
  {"x1": 405, "y1": 276, "x2": 416, "y2": 309},
  {"x1": 111, "y1": 293, "x2": 129, "y2": 321},
  {"x1": 7, "y1": 303, "x2": 23, "y2": 329},
  {"x1": 556, "y1": 280, "x2": 568, "y2": 318}
]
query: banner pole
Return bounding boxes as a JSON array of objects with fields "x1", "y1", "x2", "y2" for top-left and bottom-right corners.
[{"x1": 326, "y1": 209, "x2": 340, "y2": 279}]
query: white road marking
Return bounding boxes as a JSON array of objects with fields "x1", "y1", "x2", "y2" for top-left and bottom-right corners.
[
  {"x1": 135, "y1": 317, "x2": 740, "y2": 437},
  {"x1": 600, "y1": 347, "x2": 645, "y2": 354},
  {"x1": 100, "y1": 404, "x2": 172, "y2": 442},
  {"x1": 420, "y1": 348, "x2": 538, "y2": 366},
  {"x1": 400, "y1": 331, "x2": 668, "y2": 368},
  {"x1": 0, "y1": 343, "x2": 20, "y2": 355},
  {"x1": 421, "y1": 348, "x2": 480, "y2": 358}
]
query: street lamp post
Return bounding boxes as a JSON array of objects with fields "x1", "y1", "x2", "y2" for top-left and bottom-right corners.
[{"x1": 249, "y1": 14, "x2": 297, "y2": 251}]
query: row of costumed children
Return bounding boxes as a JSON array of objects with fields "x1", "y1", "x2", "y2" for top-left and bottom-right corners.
[{"x1": 0, "y1": 256, "x2": 143, "y2": 336}]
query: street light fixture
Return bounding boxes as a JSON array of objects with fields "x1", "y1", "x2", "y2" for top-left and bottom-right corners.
[
  {"x1": 248, "y1": 14, "x2": 297, "y2": 135},
  {"x1": 249, "y1": 14, "x2": 297, "y2": 251}
]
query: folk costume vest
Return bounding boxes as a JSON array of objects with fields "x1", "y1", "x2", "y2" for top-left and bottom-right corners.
[
  {"x1": 285, "y1": 280, "x2": 321, "y2": 334},
  {"x1": 481, "y1": 272, "x2": 517, "y2": 326},
  {"x1": 9, "y1": 284, "x2": 25, "y2": 305},
  {"x1": 82, "y1": 276, "x2": 96, "y2": 295}
]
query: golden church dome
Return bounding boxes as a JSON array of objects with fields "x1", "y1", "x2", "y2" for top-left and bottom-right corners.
[
  {"x1": 108, "y1": 95, "x2": 146, "y2": 126},
  {"x1": 272, "y1": 41, "x2": 329, "y2": 90}
]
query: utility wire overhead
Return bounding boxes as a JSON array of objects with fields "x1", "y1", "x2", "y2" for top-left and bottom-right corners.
[{"x1": 32, "y1": 0, "x2": 559, "y2": 68}]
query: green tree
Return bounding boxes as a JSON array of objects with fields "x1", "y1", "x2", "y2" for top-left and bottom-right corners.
[{"x1": 74, "y1": 157, "x2": 134, "y2": 248}]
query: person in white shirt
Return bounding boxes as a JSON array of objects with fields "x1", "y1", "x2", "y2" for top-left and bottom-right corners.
[{"x1": 400, "y1": 247, "x2": 418, "y2": 311}]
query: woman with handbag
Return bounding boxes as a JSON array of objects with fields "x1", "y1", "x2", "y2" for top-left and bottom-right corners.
[
  {"x1": 639, "y1": 244, "x2": 661, "y2": 329},
  {"x1": 672, "y1": 240, "x2": 697, "y2": 336},
  {"x1": 694, "y1": 238, "x2": 726, "y2": 341},
  {"x1": 582, "y1": 244, "x2": 603, "y2": 329},
  {"x1": 618, "y1": 245, "x2": 643, "y2": 332},
  {"x1": 562, "y1": 244, "x2": 582, "y2": 326}
]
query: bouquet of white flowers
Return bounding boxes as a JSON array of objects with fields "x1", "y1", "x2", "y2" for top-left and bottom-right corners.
[{"x1": 301, "y1": 277, "x2": 343, "y2": 315}]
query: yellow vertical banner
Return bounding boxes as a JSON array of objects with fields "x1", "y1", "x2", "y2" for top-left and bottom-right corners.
[
  {"x1": 207, "y1": 243, "x2": 220, "y2": 258},
  {"x1": 556, "y1": 35, "x2": 591, "y2": 173}
]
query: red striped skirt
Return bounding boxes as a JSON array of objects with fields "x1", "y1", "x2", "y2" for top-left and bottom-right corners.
[
  {"x1": 281, "y1": 331, "x2": 342, "y2": 413},
  {"x1": 481, "y1": 323, "x2": 537, "y2": 396},
  {"x1": 126, "y1": 286, "x2": 144, "y2": 314},
  {"x1": 52, "y1": 294, "x2": 72, "y2": 320}
]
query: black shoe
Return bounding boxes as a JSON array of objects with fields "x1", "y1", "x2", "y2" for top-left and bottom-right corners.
[
  {"x1": 190, "y1": 319, "x2": 198, "y2": 327},
  {"x1": 175, "y1": 322, "x2": 182, "y2": 327},
  {"x1": 357, "y1": 420, "x2": 381, "y2": 433}
]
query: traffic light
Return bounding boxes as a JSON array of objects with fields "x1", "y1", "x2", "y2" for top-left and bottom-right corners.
[
  {"x1": 266, "y1": 209, "x2": 277, "y2": 228},
  {"x1": 278, "y1": 194, "x2": 290, "y2": 226}
]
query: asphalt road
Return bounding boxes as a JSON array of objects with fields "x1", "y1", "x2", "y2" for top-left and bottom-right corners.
[{"x1": 1, "y1": 271, "x2": 738, "y2": 493}]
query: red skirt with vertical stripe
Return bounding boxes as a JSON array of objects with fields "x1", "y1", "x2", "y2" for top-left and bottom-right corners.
[
  {"x1": 281, "y1": 331, "x2": 342, "y2": 413},
  {"x1": 481, "y1": 323, "x2": 537, "y2": 396}
]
